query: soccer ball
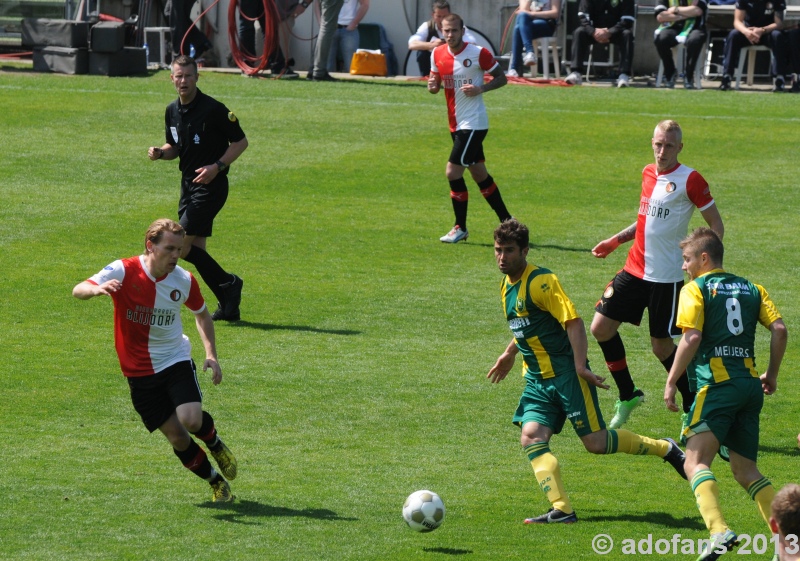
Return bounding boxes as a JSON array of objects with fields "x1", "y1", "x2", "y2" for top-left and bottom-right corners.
[{"x1": 402, "y1": 490, "x2": 445, "y2": 532}]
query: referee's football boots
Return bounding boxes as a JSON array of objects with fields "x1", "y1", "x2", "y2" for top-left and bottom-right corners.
[{"x1": 212, "y1": 274, "x2": 243, "y2": 321}]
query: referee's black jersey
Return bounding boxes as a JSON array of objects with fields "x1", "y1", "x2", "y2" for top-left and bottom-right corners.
[
  {"x1": 164, "y1": 89, "x2": 246, "y2": 179},
  {"x1": 735, "y1": 0, "x2": 785, "y2": 28}
]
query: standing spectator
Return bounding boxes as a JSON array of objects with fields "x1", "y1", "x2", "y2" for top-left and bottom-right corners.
[
  {"x1": 653, "y1": 0, "x2": 708, "y2": 89},
  {"x1": 564, "y1": 0, "x2": 636, "y2": 87},
  {"x1": 488, "y1": 219, "x2": 686, "y2": 525},
  {"x1": 718, "y1": 0, "x2": 790, "y2": 91},
  {"x1": 148, "y1": 56, "x2": 248, "y2": 322},
  {"x1": 590, "y1": 120, "x2": 724, "y2": 430},
  {"x1": 328, "y1": 0, "x2": 370, "y2": 73},
  {"x1": 168, "y1": 0, "x2": 215, "y2": 63},
  {"x1": 72, "y1": 218, "x2": 238, "y2": 503},
  {"x1": 507, "y1": 0, "x2": 562, "y2": 78},
  {"x1": 238, "y1": 0, "x2": 299, "y2": 78},
  {"x1": 770, "y1": 484, "x2": 800, "y2": 561},
  {"x1": 664, "y1": 227, "x2": 787, "y2": 560},
  {"x1": 294, "y1": 0, "x2": 345, "y2": 81},
  {"x1": 408, "y1": 0, "x2": 477, "y2": 76},
  {"x1": 428, "y1": 13, "x2": 512, "y2": 243}
]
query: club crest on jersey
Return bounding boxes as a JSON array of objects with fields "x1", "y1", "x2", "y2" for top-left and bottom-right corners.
[
  {"x1": 666, "y1": 182, "x2": 677, "y2": 193},
  {"x1": 516, "y1": 298, "x2": 526, "y2": 312},
  {"x1": 170, "y1": 289, "x2": 182, "y2": 302},
  {"x1": 193, "y1": 133, "x2": 200, "y2": 144},
  {"x1": 463, "y1": 58, "x2": 473, "y2": 67},
  {"x1": 228, "y1": 112, "x2": 238, "y2": 122}
]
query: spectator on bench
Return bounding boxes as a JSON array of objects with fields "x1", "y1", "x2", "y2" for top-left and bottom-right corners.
[
  {"x1": 507, "y1": 0, "x2": 562, "y2": 78},
  {"x1": 653, "y1": 0, "x2": 708, "y2": 89}
]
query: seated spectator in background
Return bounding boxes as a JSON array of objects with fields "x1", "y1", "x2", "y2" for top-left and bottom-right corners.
[
  {"x1": 564, "y1": 0, "x2": 636, "y2": 87},
  {"x1": 770, "y1": 484, "x2": 800, "y2": 561},
  {"x1": 653, "y1": 0, "x2": 708, "y2": 89},
  {"x1": 328, "y1": 0, "x2": 370, "y2": 73},
  {"x1": 507, "y1": 0, "x2": 562, "y2": 78},
  {"x1": 786, "y1": 25, "x2": 800, "y2": 92},
  {"x1": 238, "y1": 0, "x2": 298, "y2": 77},
  {"x1": 408, "y1": 0, "x2": 477, "y2": 76},
  {"x1": 718, "y1": 0, "x2": 790, "y2": 91}
]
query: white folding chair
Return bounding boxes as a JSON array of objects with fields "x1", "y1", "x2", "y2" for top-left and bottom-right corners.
[
  {"x1": 655, "y1": 40, "x2": 707, "y2": 87},
  {"x1": 735, "y1": 44, "x2": 772, "y2": 89}
]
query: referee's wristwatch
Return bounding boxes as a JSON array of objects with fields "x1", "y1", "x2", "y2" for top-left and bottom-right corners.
[{"x1": 216, "y1": 160, "x2": 228, "y2": 172}]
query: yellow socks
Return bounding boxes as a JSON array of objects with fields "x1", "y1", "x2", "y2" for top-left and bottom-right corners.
[
  {"x1": 606, "y1": 429, "x2": 670, "y2": 456},
  {"x1": 525, "y1": 442, "x2": 572, "y2": 514},
  {"x1": 691, "y1": 470, "x2": 728, "y2": 534},
  {"x1": 748, "y1": 477, "x2": 775, "y2": 527}
]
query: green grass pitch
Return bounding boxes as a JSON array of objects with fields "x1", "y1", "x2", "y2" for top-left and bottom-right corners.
[{"x1": 1, "y1": 66, "x2": 798, "y2": 560}]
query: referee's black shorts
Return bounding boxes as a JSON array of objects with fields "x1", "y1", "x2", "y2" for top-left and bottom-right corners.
[{"x1": 178, "y1": 174, "x2": 229, "y2": 238}]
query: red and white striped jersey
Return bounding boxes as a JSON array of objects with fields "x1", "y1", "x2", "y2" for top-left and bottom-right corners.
[
  {"x1": 624, "y1": 162, "x2": 715, "y2": 283},
  {"x1": 88, "y1": 256, "x2": 206, "y2": 377},
  {"x1": 431, "y1": 42, "x2": 499, "y2": 132}
]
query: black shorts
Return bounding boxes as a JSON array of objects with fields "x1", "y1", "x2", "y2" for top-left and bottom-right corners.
[
  {"x1": 178, "y1": 174, "x2": 229, "y2": 238},
  {"x1": 127, "y1": 360, "x2": 203, "y2": 432},
  {"x1": 595, "y1": 269, "x2": 683, "y2": 339},
  {"x1": 449, "y1": 129, "x2": 487, "y2": 167}
]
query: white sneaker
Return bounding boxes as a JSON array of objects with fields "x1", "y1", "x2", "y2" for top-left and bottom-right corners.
[
  {"x1": 617, "y1": 73, "x2": 631, "y2": 88},
  {"x1": 506, "y1": 68, "x2": 519, "y2": 78},
  {"x1": 440, "y1": 225, "x2": 468, "y2": 243},
  {"x1": 565, "y1": 71, "x2": 582, "y2": 86},
  {"x1": 523, "y1": 51, "x2": 537, "y2": 66}
]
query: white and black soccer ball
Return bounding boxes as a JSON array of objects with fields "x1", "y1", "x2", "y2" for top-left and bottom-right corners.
[{"x1": 402, "y1": 490, "x2": 445, "y2": 532}]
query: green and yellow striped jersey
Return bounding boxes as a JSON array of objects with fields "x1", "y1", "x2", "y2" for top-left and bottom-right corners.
[{"x1": 501, "y1": 263, "x2": 581, "y2": 380}]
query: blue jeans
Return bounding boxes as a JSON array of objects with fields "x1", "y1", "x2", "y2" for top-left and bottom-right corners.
[
  {"x1": 510, "y1": 14, "x2": 556, "y2": 72},
  {"x1": 328, "y1": 27, "x2": 360, "y2": 72}
]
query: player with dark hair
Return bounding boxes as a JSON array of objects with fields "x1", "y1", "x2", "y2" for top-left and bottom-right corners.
[
  {"x1": 489, "y1": 218, "x2": 686, "y2": 524},
  {"x1": 770, "y1": 484, "x2": 800, "y2": 561},
  {"x1": 590, "y1": 120, "x2": 724, "y2": 430},
  {"x1": 664, "y1": 227, "x2": 787, "y2": 560},
  {"x1": 73, "y1": 218, "x2": 238, "y2": 502},
  {"x1": 148, "y1": 55, "x2": 248, "y2": 322},
  {"x1": 428, "y1": 13, "x2": 512, "y2": 244}
]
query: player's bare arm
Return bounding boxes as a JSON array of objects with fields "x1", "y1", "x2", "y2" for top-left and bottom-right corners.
[
  {"x1": 488, "y1": 339, "x2": 519, "y2": 383},
  {"x1": 72, "y1": 279, "x2": 122, "y2": 300},
  {"x1": 428, "y1": 72, "x2": 442, "y2": 94},
  {"x1": 193, "y1": 137, "x2": 249, "y2": 185},
  {"x1": 761, "y1": 318, "x2": 787, "y2": 395},
  {"x1": 664, "y1": 328, "x2": 702, "y2": 411},
  {"x1": 700, "y1": 204, "x2": 724, "y2": 240},
  {"x1": 592, "y1": 222, "x2": 636, "y2": 258},
  {"x1": 565, "y1": 318, "x2": 609, "y2": 389},
  {"x1": 463, "y1": 65, "x2": 506, "y2": 97},
  {"x1": 195, "y1": 308, "x2": 222, "y2": 385}
]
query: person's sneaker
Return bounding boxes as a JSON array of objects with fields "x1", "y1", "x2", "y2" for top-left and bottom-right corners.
[
  {"x1": 718, "y1": 75, "x2": 732, "y2": 91},
  {"x1": 210, "y1": 439, "x2": 238, "y2": 480},
  {"x1": 523, "y1": 51, "x2": 537, "y2": 66},
  {"x1": 565, "y1": 71, "x2": 582, "y2": 85},
  {"x1": 661, "y1": 437, "x2": 687, "y2": 480},
  {"x1": 212, "y1": 275, "x2": 243, "y2": 322},
  {"x1": 608, "y1": 388, "x2": 644, "y2": 429},
  {"x1": 276, "y1": 68, "x2": 299, "y2": 79},
  {"x1": 506, "y1": 68, "x2": 520, "y2": 78},
  {"x1": 309, "y1": 72, "x2": 338, "y2": 82},
  {"x1": 697, "y1": 529, "x2": 739, "y2": 561},
  {"x1": 664, "y1": 71, "x2": 676, "y2": 88},
  {"x1": 773, "y1": 77, "x2": 786, "y2": 92},
  {"x1": 211, "y1": 479, "x2": 234, "y2": 502},
  {"x1": 524, "y1": 508, "x2": 578, "y2": 524},
  {"x1": 440, "y1": 225, "x2": 468, "y2": 243},
  {"x1": 684, "y1": 79, "x2": 695, "y2": 90},
  {"x1": 617, "y1": 73, "x2": 631, "y2": 88},
  {"x1": 717, "y1": 445, "x2": 730, "y2": 463}
]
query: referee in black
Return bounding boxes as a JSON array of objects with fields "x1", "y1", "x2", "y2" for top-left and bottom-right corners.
[{"x1": 148, "y1": 55, "x2": 249, "y2": 321}]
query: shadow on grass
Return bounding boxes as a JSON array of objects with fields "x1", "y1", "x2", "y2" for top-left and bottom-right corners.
[
  {"x1": 199, "y1": 499, "x2": 358, "y2": 524},
  {"x1": 423, "y1": 546, "x2": 474, "y2": 555},
  {"x1": 580, "y1": 511, "x2": 704, "y2": 530},
  {"x1": 225, "y1": 320, "x2": 361, "y2": 336},
  {"x1": 758, "y1": 444, "x2": 800, "y2": 457}
]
